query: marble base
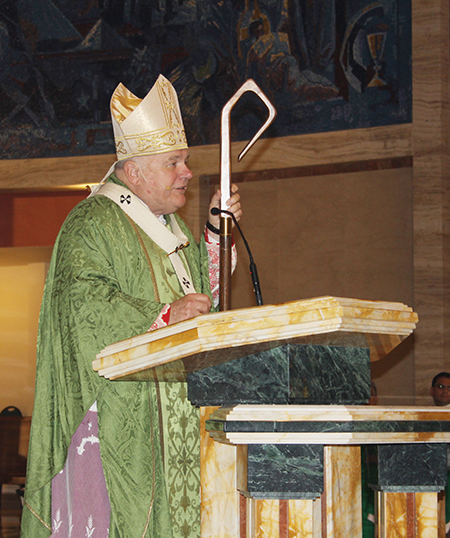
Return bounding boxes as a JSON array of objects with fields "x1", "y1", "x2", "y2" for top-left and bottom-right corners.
[
  {"x1": 188, "y1": 344, "x2": 371, "y2": 406},
  {"x1": 245, "y1": 444, "x2": 323, "y2": 499},
  {"x1": 369, "y1": 443, "x2": 448, "y2": 492},
  {"x1": 201, "y1": 405, "x2": 450, "y2": 537}
]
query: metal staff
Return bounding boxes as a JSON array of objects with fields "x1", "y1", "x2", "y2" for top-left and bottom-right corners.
[{"x1": 219, "y1": 79, "x2": 276, "y2": 311}]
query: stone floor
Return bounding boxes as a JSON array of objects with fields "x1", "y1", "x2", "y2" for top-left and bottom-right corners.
[{"x1": 0, "y1": 487, "x2": 22, "y2": 538}]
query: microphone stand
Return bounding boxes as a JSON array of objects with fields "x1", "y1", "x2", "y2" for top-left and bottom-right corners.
[{"x1": 211, "y1": 207, "x2": 263, "y2": 306}]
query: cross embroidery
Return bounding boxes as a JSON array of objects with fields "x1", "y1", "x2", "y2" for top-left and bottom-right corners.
[
  {"x1": 120, "y1": 194, "x2": 131, "y2": 204},
  {"x1": 166, "y1": 241, "x2": 190, "y2": 257},
  {"x1": 182, "y1": 277, "x2": 191, "y2": 289}
]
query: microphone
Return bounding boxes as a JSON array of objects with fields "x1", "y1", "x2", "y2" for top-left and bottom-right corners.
[{"x1": 210, "y1": 207, "x2": 263, "y2": 306}]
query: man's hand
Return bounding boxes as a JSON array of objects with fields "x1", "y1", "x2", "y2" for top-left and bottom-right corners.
[
  {"x1": 169, "y1": 293, "x2": 212, "y2": 325},
  {"x1": 208, "y1": 183, "x2": 242, "y2": 231}
]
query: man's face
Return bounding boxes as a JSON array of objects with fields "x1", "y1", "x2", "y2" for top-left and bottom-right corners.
[
  {"x1": 430, "y1": 377, "x2": 450, "y2": 406},
  {"x1": 132, "y1": 149, "x2": 192, "y2": 216}
]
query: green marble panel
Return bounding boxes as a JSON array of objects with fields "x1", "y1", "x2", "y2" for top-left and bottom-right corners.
[
  {"x1": 368, "y1": 444, "x2": 448, "y2": 492},
  {"x1": 188, "y1": 347, "x2": 289, "y2": 405},
  {"x1": 289, "y1": 344, "x2": 370, "y2": 404},
  {"x1": 205, "y1": 420, "x2": 450, "y2": 434},
  {"x1": 187, "y1": 343, "x2": 371, "y2": 406},
  {"x1": 245, "y1": 444, "x2": 323, "y2": 500}
]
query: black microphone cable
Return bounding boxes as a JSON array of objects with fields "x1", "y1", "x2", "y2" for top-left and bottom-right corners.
[{"x1": 210, "y1": 207, "x2": 263, "y2": 306}]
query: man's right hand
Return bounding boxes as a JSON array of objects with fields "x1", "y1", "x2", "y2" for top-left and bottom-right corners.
[{"x1": 169, "y1": 293, "x2": 212, "y2": 325}]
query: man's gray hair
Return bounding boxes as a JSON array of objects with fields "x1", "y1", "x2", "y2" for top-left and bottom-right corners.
[
  {"x1": 115, "y1": 156, "x2": 153, "y2": 172},
  {"x1": 114, "y1": 159, "x2": 129, "y2": 172}
]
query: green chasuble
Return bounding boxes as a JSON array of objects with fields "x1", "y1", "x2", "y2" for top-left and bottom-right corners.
[{"x1": 21, "y1": 175, "x2": 214, "y2": 538}]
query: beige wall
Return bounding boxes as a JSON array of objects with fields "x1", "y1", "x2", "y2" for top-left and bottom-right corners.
[
  {"x1": 0, "y1": 248, "x2": 52, "y2": 415},
  {"x1": 411, "y1": 0, "x2": 450, "y2": 404}
]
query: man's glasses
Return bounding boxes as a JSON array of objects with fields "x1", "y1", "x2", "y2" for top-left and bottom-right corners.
[{"x1": 434, "y1": 383, "x2": 450, "y2": 391}]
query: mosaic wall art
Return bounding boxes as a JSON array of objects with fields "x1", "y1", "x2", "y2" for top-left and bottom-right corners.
[{"x1": 0, "y1": 0, "x2": 411, "y2": 159}]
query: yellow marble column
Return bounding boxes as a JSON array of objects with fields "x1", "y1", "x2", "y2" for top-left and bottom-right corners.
[
  {"x1": 379, "y1": 492, "x2": 408, "y2": 538},
  {"x1": 323, "y1": 446, "x2": 362, "y2": 537},
  {"x1": 416, "y1": 493, "x2": 439, "y2": 538},
  {"x1": 254, "y1": 500, "x2": 279, "y2": 538},
  {"x1": 378, "y1": 492, "x2": 439, "y2": 538},
  {"x1": 200, "y1": 407, "x2": 241, "y2": 538},
  {"x1": 288, "y1": 499, "x2": 316, "y2": 538}
]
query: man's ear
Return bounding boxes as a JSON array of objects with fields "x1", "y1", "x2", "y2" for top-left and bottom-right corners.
[{"x1": 123, "y1": 160, "x2": 141, "y2": 187}]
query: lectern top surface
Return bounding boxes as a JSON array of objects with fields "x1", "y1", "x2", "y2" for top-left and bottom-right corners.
[{"x1": 93, "y1": 296, "x2": 418, "y2": 381}]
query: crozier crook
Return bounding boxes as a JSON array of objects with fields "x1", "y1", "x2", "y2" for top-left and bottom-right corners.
[{"x1": 219, "y1": 79, "x2": 276, "y2": 311}]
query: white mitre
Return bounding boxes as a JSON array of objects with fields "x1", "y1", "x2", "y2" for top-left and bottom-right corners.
[
  {"x1": 110, "y1": 74, "x2": 188, "y2": 160},
  {"x1": 90, "y1": 75, "x2": 188, "y2": 194}
]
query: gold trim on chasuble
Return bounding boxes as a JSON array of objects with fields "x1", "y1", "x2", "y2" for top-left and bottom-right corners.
[{"x1": 127, "y1": 217, "x2": 200, "y2": 538}]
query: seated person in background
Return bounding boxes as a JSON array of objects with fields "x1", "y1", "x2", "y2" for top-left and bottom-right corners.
[
  {"x1": 430, "y1": 372, "x2": 450, "y2": 406},
  {"x1": 430, "y1": 372, "x2": 450, "y2": 537}
]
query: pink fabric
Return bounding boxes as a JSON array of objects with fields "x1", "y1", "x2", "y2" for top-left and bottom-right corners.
[
  {"x1": 51, "y1": 410, "x2": 110, "y2": 537},
  {"x1": 205, "y1": 228, "x2": 237, "y2": 307}
]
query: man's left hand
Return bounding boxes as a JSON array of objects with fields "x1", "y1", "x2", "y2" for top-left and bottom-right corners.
[{"x1": 208, "y1": 184, "x2": 242, "y2": 231}]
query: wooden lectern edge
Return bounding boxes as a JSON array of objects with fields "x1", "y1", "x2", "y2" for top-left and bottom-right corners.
[{"x1": 95, "y1": 296, "x2": 416, "y2": 355}]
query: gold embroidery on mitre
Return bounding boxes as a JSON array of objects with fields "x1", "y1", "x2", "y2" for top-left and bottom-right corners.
[
  {"x1": 110, "y1": 75, "x2": 188, "y2": 161},
  {"x1": 158, "y1": 77, "x2": 183, "y2": 131},
  {"x1": 115, "y1": 140, "x2": 128, "y2": 155},
  {"x1": 136, "y1": 131, "x2": 177, "y2": 153}
]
